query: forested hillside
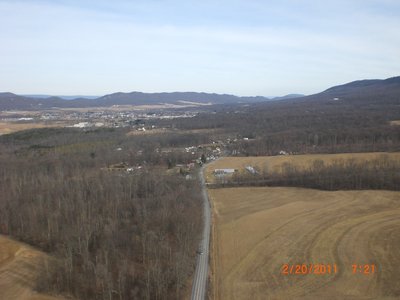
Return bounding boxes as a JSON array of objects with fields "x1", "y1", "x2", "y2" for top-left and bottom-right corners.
[{"x1": 170, "y1": 78, "x2": 400, "y2": 155}]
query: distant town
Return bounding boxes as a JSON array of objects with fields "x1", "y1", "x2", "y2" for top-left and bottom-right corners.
[{"x1": 0, "y1": 108, "x2": 197, "y2": 130}]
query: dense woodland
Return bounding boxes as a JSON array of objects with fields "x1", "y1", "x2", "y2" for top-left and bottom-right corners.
[
  {"x1": 0, "y1": 128, "x2": 205, "y2": 299},
  {"x1": 170, "y1": 89, "x2": 400, "y2": 155}
]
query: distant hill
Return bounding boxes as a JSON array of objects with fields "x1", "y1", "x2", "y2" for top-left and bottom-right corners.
[
  {"x1": 272, "y1": 94, "x2": 304, "y2": 101},
  {"x1": 0, "y1": 93, "x2": 91, "y2": 110},
  {"x1": 22, "y1": 94, "x2": 99, "y2": 100},
  {"x1": 1, "y1": 76, "x2": 399, "y2": 111},
  {"x1": 181, "y1": 75, "x2": 400, "y2": 156},
  {"x1": 0, "y1": 91, "x2": 271, "y2": 111},
  {"x1": 257, "y1": 76, "x2": 400, "y2": 107},
  {"x1": 0, "y1": 93, "x2": 47, "y2": 111},
  {"x1": 314, "y1": 76, "x2": 400, "y2": 101},
  {"x1": 94, "y1": 91, "x2": 268, "y2": 106}
]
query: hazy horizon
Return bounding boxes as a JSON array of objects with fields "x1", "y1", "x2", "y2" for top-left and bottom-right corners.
[{"x1": 17, "y1": 91, "x2": 304, "y2": 99}]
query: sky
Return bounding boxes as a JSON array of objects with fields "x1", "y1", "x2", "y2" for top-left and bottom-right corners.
[{"x1": 1, "y1": 0, "x2": 400, "y2": 97}]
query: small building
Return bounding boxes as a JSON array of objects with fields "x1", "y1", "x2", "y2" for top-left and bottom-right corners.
[
  {"x1": 245, "y1": 165, "x2": 257, "y2": 174},
  {"x1": 279, "y1": 150, "x2": 288, "y2": 155},
  {"x1": 73, "y1": 122, "x2": 90, "y2": 128},
  {"x1": 214, "y1": 168, "x2": 236, "y2": 175}
]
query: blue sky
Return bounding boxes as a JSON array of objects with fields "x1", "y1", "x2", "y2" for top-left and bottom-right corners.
[{"x1": 1, "y1": 0, "x2": 399, "y2": 96}]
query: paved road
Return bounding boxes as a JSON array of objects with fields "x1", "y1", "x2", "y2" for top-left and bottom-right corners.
[{"x1": 191, "y1": 166, "x2": 211, "y2": 300}]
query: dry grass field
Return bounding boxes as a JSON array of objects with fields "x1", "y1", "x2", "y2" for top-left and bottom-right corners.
[
  {"x1": 0, "y1": 122, "x2": 64, "y2": 135},
  {"x1": 0, "y1": 235, "x2": 65, "y2": 300},
  {"x1": 205, "y1": 152, "x2": 400, "y2": 183},
  {"x1": 126, "y1": 128, "x2": 170, "y2": 136},
  {"x1": 127, "y1": 127, "x2": 222, "y2": 136},
  {"x1": 208, "y1": 187, "x2": 400, "y2": 299}
]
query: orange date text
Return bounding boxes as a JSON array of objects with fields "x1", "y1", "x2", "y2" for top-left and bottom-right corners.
[{"x1": 281, "y1": 264, "x2": 338, "y2": 275}]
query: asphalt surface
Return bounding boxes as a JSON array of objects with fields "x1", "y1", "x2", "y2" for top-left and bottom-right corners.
[{"x1": 191, "y1": 166, "x2": 211, "y2": 300}]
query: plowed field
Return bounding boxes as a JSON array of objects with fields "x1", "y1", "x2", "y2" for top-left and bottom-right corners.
[
  {"x1": 209, "y1": 187, "x2": 400, "y2": 299},
  {"x1": 0, "y1": 235, "x2": 64, "y2": 300}
]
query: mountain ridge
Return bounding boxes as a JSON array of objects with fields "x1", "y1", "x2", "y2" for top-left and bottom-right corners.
[
  {"x1": 321, "y1": 76, "x2": 400, "y2": 96},
  {"x1": 1, "y1": 75, "x2": 399, "y2": 111},
  {"x1": 0, "y1": 91, "x2": 272, "y2": 110}
]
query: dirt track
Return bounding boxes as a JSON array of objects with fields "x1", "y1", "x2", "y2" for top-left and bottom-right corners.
[
  {"x1": 0, "y1": 235, "x2": 64, "y2": 300},
  {"x1": 209, "y1": 187, "x2": 400, "y2": 299}
]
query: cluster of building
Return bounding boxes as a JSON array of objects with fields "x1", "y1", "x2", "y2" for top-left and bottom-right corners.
[
  {"x1": 66, "y1": 110, "x2": 197, "y2": 129},
  {"x1": 2, "y1": 109, "x2": 197, "y2": 130}
]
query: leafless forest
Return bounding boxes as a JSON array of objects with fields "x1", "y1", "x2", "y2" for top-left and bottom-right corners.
[
  {"x1": 172, "y1": 90, "x2": 400, "y2": 155},
  {"x1": 0, "y1": 128, "x2": 204, "y2": 299}
]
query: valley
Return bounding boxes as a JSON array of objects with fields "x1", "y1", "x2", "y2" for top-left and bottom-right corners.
[{"x1": 1, "y1": 76, "x2": 400, "y2": 299}]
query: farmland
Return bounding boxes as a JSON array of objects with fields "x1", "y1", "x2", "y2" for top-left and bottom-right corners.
[
  {"x1": 0, "y1": 121, "x2": 63, "y2": 135},
  {"x1": 0, "y1": 235, "x2": 64, "y2": 300},
  {"x1": 208, "y1": 187, "x2": 400, "y2": 299},
  {"x1": 206, "y1": 153, "x2": 400, "y2": 299}
]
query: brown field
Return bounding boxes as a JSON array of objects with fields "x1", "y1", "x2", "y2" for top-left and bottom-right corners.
[
  {"x1": 127, "y1": 128, "x2": 170, "y2": 136},
  {"x1": 208, "y1": 187, "x2": 400, "y2": 299},
  {"x1": 0, "y1": 122, "x2": 65, "y2": 135},
  {"x1": 205, "y1": 152, "x2": 400, "y2": 183},
  {"x1": 127, "y1": 127, "x2": 222, "y2": 136},
  {"x1": 0, "y1": 235, "x2": 65, "y2": 300}
]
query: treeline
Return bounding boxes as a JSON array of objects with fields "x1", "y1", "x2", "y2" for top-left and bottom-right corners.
[
  {"x1": 0, "y1": 127, "x2": 203, "y2": 299},
  {"x1": 220, "y1": 156, "x2": 400, "y2": 191}
]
